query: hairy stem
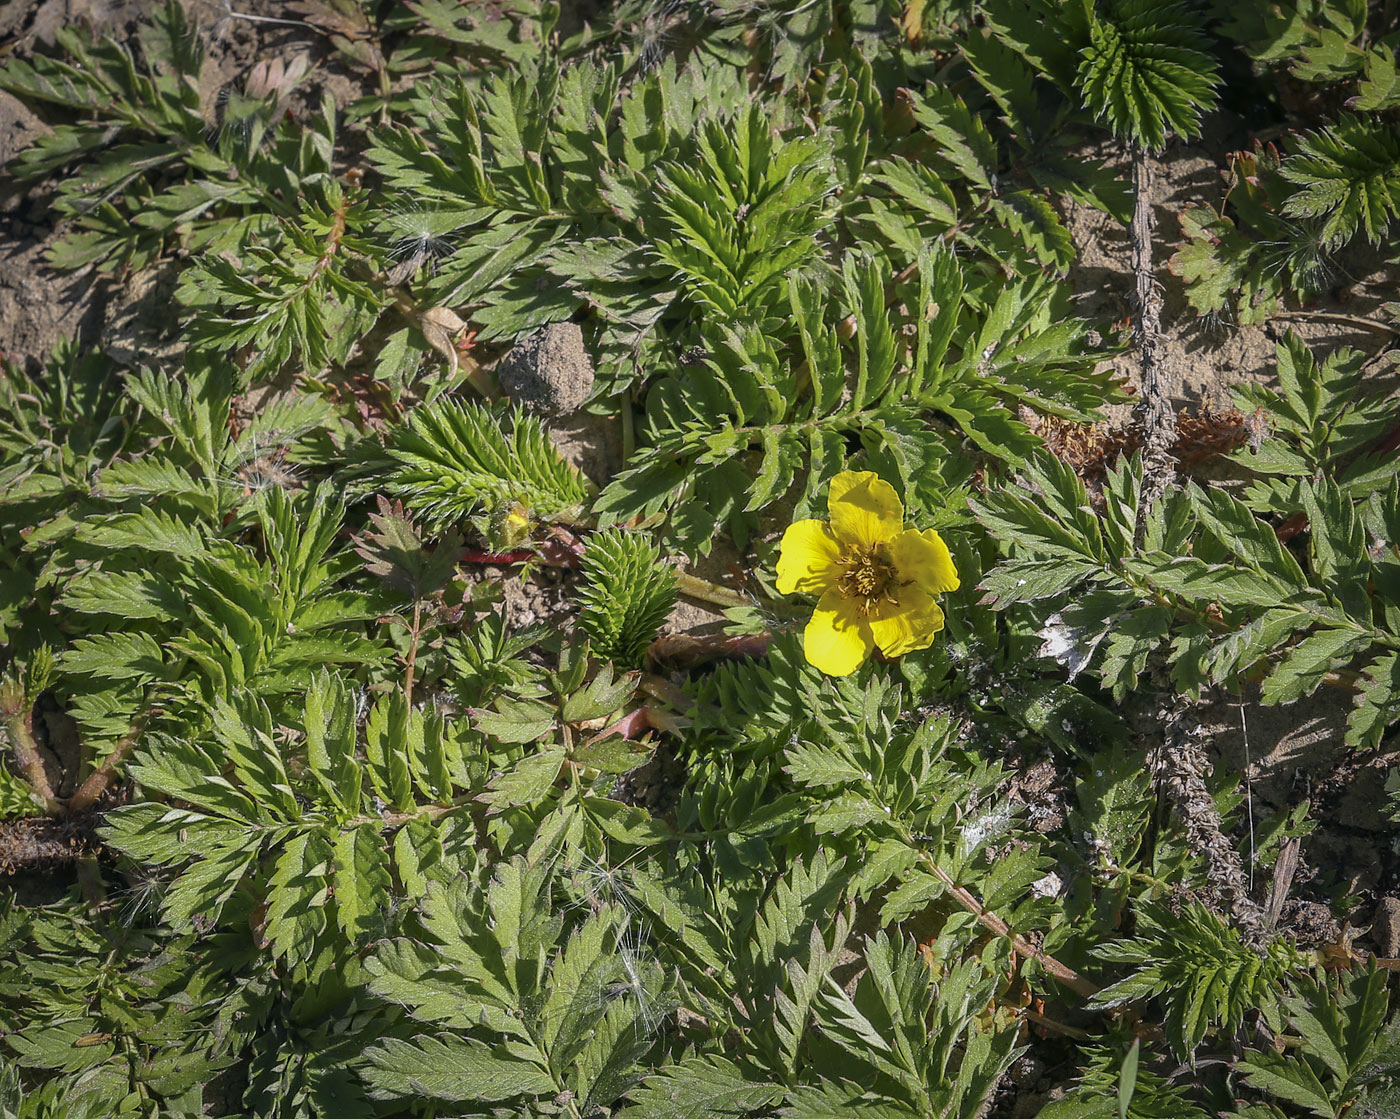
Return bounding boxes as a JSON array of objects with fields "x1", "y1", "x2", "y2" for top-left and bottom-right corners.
[
  {"x1": 1, "y1": 704, "x2": 62, "y2": 816},
  {"x1": 404, "y1": 600, "x2": 423, "y2": 709},
  {"x1": 924, "y1": 859, "x2": 1100, "y2": 999},
  {"x1": 1130, "y1": 148, "x2": 1177, "y2": 549},
  {"x1": 1150, "y1": 694, "x2": 1270, "y2": 947},
  {"x1": 68, "y1": 713, "x2": 148, "y2": 815}
]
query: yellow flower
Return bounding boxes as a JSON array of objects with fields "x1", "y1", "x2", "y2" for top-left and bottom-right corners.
[{"x1": 776, "y1": 471, "x2": 959, "y2": 676}]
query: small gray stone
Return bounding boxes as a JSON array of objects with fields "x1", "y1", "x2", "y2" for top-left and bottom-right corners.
[
  {"x1": 498, "y1": 322, "x2": 595, "y2": 415},
  {"x1": 1374, "y1": 897, "x2": 1400, "y2": 958}
]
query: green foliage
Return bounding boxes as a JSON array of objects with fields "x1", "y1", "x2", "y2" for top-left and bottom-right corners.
[
  {"x1": 384, "y1": 398, "x2": 592, "y2": 531},
  {"x1": 1, "y1": 3, "x2": 1398, "y2": 1117},
  {"x1": 102, "y1": 673, "x2": 475, "y2": 960},
  {"x1": 599, "y1": 244, "x2": 1116, "y2": 551},
  {"x1": 1230, "y1": 333, "x2": 1396, "y2": 511},
  {"x1": 1089, "y1": 900, "x2": 1300, "y2": 1057},
  {"x1": 0, "y1": 895, "x2": 233, "y2": 1115},
  {"x1": 1280, "y1": 116, "x2": 1400, "y2": 248},
  {"x1": 0, "y1": 1, "x2": 322, "y2": 272},
  {"x1": 578, "y1": 529, "x2": 678, "y2": 667},
  {"x1": 1239, "y1": 967, "x2": 1400, "y2": 1118},
  {"x1": 975, "y1": 333, "x2": 1400, "y2": 750},
  {"x1": 57, "y1": 479, "x2": 385, "y2": 745},
  {"x1": 176, "y1": 146, "x2": 389, "y2": 383},
  {"x1": 363, "y1": 856, "x2": 670, "y2": 1112},
  {"x1": 1171, "y1": 144, "x2": 1331, "y2": 326},
  {"x1": 1039, "y1": 1043, "x2": 1211, "y2": 1118},
  {"x1": 0, "y1": 765, "x2": 38, "y2": 819},
  {"x1": 0, "y1": 341, "x2": 132, "y2": 647},
  {"x1": 650, "y1": 103, "x2": 831, "y2": 325},
  {"x1": 1178, "y1": 0, "x2": 1400, "y2": 319},
  {"x1": 1075, "y1": 0, "x2": 1220, "y2": 150},
  {"x1": 359, "y1": 39, "x2": 1124, "y2": 551}
]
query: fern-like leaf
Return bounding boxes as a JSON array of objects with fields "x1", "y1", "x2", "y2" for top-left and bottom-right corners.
[
  {"x1": 1280, "y1": 116, "x2": 1400, "y2": 248},
  {"x1": 577, "y1": 529, "x2": 678, "y2": 667},
  {"x1": 1089, "y1": 901, "x2": 1301, "y2": 1057},
  {"x1": 1075, "y1": 0, "x2": 1220, "y2": 151},
  {"x1": 385, "y1": 399, "x2": 592, "y2": 531}
]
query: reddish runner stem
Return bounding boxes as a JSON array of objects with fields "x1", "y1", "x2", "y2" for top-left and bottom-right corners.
[
  {"x1": 927, "y1": 862, "x2": 1100, "y2": 999},
  {"x1": 68, "y1": 714, "x2": 149, "y2": 814}
]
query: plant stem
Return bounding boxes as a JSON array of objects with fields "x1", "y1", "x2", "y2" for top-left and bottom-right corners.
[
  {"x1": 1023, "y1": 1007, "x2": 1094, "y2": 1040},
  {"x1": 68, "y1": 713, "x2": 149, "y2": 814},
  {"x1": 1151, "y1": 693, "x2": 1269, "y2": 947},
  {"x1": 675, "y1": 571, "x2": 748, "y2": 609},
  {"x1": 1271, "y1": 310, "x2": 1399, "y2": 336},
  {"x1": 1, "y1": 705, "x2": 61, "y2": 816},
  {"x1": 1130, "y1": 146, "x2": 1177, "y2": 550},
  {"x1": 348, "y1": 798, "x2": 470, "y2": 830},
  {"x1": 223, "y1": 9, "x2": 315, "y2": 28},
  {"x1": 923, "y1": 859, "x2": 1100, "y2": 999}
]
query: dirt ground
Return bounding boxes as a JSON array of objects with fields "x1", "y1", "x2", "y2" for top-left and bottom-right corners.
[{"x1": 1, "y1": 0, "x2": 1399, "y2": 1059}]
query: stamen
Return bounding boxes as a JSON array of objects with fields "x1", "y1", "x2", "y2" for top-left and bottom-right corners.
[{"x1": 838, "y1": 546, "x2": 899, "y2": 615}]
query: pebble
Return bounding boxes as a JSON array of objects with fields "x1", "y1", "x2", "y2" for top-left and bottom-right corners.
[
  {"x1": 498, "y1": 322, "x2": 595, "y2": 415},
  {"x1": 1374, "y1": 896, "x2": 1400, "y2": 958}
]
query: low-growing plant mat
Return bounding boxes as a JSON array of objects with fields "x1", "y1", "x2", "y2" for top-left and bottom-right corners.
[{"x1": 1, "y1": 1, "x2": 1399, "y2": 1116}]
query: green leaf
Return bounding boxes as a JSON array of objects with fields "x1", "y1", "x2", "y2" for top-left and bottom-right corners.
[
  {"x1": 386, "y1": 400, "x2": 591, "y2": 531},
  {"x1": 1349, "y1": 653, "x2": 1400, "y2": 751},
  {"x1": 363, "y1": 1034, "x2": 555, "y2": 1102},
  {"x1": 1071, "y1": 744, "x2": 1153, "y2": 868},
  {"x1": 333, "y1": 823, "x2": 391, "y2": 941},
  {"x1": 61, "y1": 632, "x2": 166, "y2": 682},
  {"x1": 473, "y1": 697, "x2": 557, "y2": 744},
  {"x1": 572, "y1": 735, "x2": 651, "y2": 776},
  {"x1": 1076, "y1": 0, "x2": 1221, "y2": 150},
  {"x1": 909, "y1": 87, "x2": 997, "y2": 189},
  {"x1": 1188, "y1": 486, "x2": 1308, "y2": 588},
  {"x1": 1134, "y1": 556, "x2": 1298, "y2": 609},
  {"x1": 1118, "y1": 1039, "x2": 1140, "y2": 1119},
  {"x1": 1099, "y1": 607, "x2": 1173, "y2": 701},
  {"x1": 477, "y1": 747, "x2": 565, "y2": 813},
  {"x1": 1260, "y1": 627, "x2": 1371, "y2": 706},
  {"x1": 587, "y1": 797, "x2": 673, "y2": 845},
  {"x1": 1281, "y1": 116, "x2": 1400, "y2": 247},
  {"x1": 619, "y1": 1056, "x2": 781, "y2": 1119},
  {"x1": 577, "y1": 529, "x2": 678, "y2": 668},
  {"x1": 263, "y1": 829, "x2": 331, "y2": 961},
  {"x1": 74, "y1": 509, "x2": 208, "y2": 557},
  {"x1": 1237, "y1": 1055, "x2": 1336, "y2": 1117},
  {"x1": 978, "y1": 558, "x2": 1100, "y2": 607},
  {"x1": 1351, "y1": 47, "x2": 1400, "y2": 111}
]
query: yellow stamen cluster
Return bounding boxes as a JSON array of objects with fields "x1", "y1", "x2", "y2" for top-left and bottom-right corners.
[{"x1": 837, "y1": 546, "x2": 899, "y2": 615}]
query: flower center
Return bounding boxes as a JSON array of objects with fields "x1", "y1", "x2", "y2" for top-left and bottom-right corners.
[{"x1": 838, "y1": 546, "x2": 899, "y2": 615}]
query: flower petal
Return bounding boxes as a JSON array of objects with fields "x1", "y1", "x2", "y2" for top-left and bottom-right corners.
[
  {"x1": 828, "y1": 471, "x2": 903, "y2": 547},
  {"x1": 804, "y1": 589, "x2": 874, "y2": 676},
  {"x1": 889, "y1": 528, "x2": 960, "y2": 595},
  {"x1": 867, "y1": 585, "x2": 946, "y2": 658},
  {"x1": 776, "y1": 520, "x2": 842, "y2": 596}
]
